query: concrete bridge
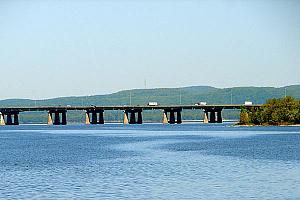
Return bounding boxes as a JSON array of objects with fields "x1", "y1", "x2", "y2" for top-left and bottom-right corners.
[{"x1": 0, "y1": 104, "x2": 261, "y2": 125}]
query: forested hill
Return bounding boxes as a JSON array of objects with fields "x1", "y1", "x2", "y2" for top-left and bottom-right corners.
[{"x1": 1, "y1": 85, "x2": 300, "y2": 107}]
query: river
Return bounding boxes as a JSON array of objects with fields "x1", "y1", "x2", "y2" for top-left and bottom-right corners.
[{"x1": 0, "y1": 124, "x2": 299, "y2": 199}]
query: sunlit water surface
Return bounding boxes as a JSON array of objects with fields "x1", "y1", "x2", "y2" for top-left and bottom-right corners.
[{"x1": 0, "y1": 124, "x2": 300, "y2": 199}]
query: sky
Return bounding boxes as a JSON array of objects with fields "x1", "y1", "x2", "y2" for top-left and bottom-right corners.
[{"x1": 0, "y1": 0, "x2": 299, "y2": 99}]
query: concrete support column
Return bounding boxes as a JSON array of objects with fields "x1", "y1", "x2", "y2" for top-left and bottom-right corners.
[
  {"x1": 169, "y1": 111, "x2": 175, "y2": 124},
  {"x1": 217, "y1": 110, "x2": 223, "y2": 123},
  {"x1": 91, "y1": 111, "x2": 97, "y2": 124},
  {"x1": 0, "y1": 113, "x2": 5, "y2": 126},
  {"x1": 85, "y1": 112, "x2": 91, "y2": 125},
  {"x1": 162, "y1": 111, "x2": 168, "y2": 124},
  {"x1": 54, "y1": 112, "x2": 60, "y2": 125},
  {"x1": 13, "y1": 114, "x2": 19, "y2": 125},
  {"x1": 137, "y1": 111, "x2": 143, "y2": 124},
  {"x1": 203, "y1": 110, "x2": 209, "y2": 124},
  {"x1": 209, "y1": 111, "x2": 216, "y2": 123},
  {"x1": 123, "y1": 111, "x2": 129, "y2": 124},
  {"x1": 48, "y1": 112, "x2": 53, "y2": 125},
  {"x1": 177, "y1": 111, "x2": 182, "y2": 124},
  {"x1": 61, "y1": 111, "x2": 67, "y2": 125},
  {"x1": 6, "y1": 114, "x2": 12, "y2": 125},
  {"x1": 129, "y1": 111, "x2": 136, "y2": 124},
  {"x1": 99, "y1": 111, "x2": 104, "y2": 124}
]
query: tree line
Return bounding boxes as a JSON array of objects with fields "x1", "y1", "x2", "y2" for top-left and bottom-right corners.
[{"x1": 240, "y1": 96, "x2": 300, "y2": 125}]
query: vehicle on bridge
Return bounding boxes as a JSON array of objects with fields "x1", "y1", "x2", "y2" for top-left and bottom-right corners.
[
  {"x1": 244, "y1": 101, "x2": 253, "y2": 105},
  {"x1": 148, "y1": 102, "x2": 158, "y2": 106},
  {"x1": 195, "y1": 102, "x2": 207, "y2": 106}
]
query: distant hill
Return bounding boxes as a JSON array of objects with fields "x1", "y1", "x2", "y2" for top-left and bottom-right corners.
[
  {"x1": 1, "y1": 85, "x2": 299, "y2": 106},
  {"x1": 0, "y1": 85, "x2": 299, "y2": 123}
]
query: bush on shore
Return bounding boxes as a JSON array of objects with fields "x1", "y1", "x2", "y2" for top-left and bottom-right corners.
[{"x1": 239, "y1": 96, "x2": 300, "y2": 125}]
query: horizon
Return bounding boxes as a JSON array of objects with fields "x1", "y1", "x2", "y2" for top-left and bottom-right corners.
[{"x1": 1, "y1": 0, "x2": 299, "y2": 99}]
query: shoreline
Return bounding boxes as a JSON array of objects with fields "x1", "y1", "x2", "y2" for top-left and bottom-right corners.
[{"x1": 233, "y1": 124, "x2": 300, "y2": 127}]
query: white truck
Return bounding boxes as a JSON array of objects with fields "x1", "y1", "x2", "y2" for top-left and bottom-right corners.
[
  {"x1": 148, "y1": 102, "x2": 158, "y2": 106},
  {"x1": 244, "y1": 101, "x2": 253, "y2": 105},
  {"x1": 195, "y1": 102, "x2": 207, "y2": 106}
]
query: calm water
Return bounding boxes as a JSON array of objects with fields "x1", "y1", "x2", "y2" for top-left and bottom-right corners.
[{"x1": 0, "y1": 124, "x2": 300, "y2": 199}]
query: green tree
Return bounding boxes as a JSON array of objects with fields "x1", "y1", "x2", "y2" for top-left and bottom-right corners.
[
  {"x1": 245, "y1": 96, "x2": 300, "y2": 125},
  {"x1": 239, "y1": 107, "x2": 250, "y2": 125}
]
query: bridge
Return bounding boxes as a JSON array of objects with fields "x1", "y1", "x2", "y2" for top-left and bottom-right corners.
[{"x1": 0, "y1": 104, "x2": 261, "y2": 125}]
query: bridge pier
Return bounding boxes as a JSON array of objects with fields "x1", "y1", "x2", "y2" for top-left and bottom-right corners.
[
  {"x1": 48, "y1": 112, "x2": 53, "y2": 125},
  {"x1": 61, "y1": 111, "x2": 67, "y2": 125},
  {"x1": 209, "y1": 110, "x2": 216, "y2": 123},
  {"x1": 48, "y1": 110, "x2": 67, "y2": 125},
  {"x1": 86, "y1": 110, "x2": 104, "y2": 124},
  {"x1": 123, "y1": 109, "x2": 143, "y2": 124},
  {"x1": 162, "y1": 111, "x2": 168, "y2": 124},
  {"x1": 163, "y1": 109, "x2": 182, "y2": 124},
  {"x1": 0, "y1": 111, "x2": 20, "y2": 125},
  {"x1": 85, "y1": 112, "x2": 90, "y2": 125},
  {"x1": 169, "y1": 111, "x2": 175, "y2": 124},
  {"x1": 177, "y1": 110, "x2": 182, "y2": 124},
  {"x1": 13, "y1": 114, "x2": 19, "y2": 125},
  {"x1": 123, "y1": 111, "x2": 129, "y2": 124},
  {"x1": 0, "y1": 113, "x2": 5, "y2": 125},
  {"x1": 129, "y1": 110, "x2": 136, "y2": 124},
  {"x1": 204, "y1": 109, "x2": 223, "y2": 123},
  {"x1": 137, "y1": 111, "x2": 143, "y2": 124},
  {"x1": 217, "y1": 110, "x2": 223, "y2": 123},
  {"x1": 7, "y1": 114, "x2": 13, "y2": 125},
  {"x1": 203, "y1": 110, "x2": 209, "y2": 123}
]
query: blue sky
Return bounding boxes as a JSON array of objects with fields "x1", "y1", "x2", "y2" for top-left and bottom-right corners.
[{"x1": 0, "y1": 0, "x2": 299, "y2": 99}]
